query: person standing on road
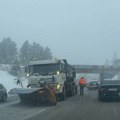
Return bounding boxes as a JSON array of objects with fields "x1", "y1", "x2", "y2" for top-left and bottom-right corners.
[{"x1": 79, "y1": 77, "x2": 86, "y2": 96}]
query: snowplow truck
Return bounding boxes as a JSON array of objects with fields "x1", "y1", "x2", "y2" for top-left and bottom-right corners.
[{"x1": 9, "y1": 59, "x2": 77, "y2": 104}]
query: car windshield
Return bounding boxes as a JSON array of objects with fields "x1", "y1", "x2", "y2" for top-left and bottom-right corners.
[{"x1": 90, "y1": 81, "x2": 98, "y2": 85}]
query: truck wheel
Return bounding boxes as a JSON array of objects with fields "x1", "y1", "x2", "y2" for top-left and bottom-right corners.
[
  {"x1": 60, "y1": 89, "x2": 66, "y2": 101},
  {"x1": 69, "y1": 88, "x2": 74, "y2": 96},
  {"x1": 75, "y1": 87, "x2": 78, "y2": 94},
  {"x1": 1, "y1": 94, "x2": 7, "y2": 102}
]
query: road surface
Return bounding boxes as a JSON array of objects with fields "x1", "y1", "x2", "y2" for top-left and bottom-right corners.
[{"x1": 0, "y1": 88, "x2": 120, "y2": 120}]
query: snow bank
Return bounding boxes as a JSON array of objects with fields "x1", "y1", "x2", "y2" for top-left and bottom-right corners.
[{"x1": 0, "y1": 70, "x2": 28, "y2": 92}]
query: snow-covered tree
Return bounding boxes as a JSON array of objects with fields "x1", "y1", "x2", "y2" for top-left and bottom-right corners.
[{"x1": 0, "y1": 37, "x2": 17, "y2": 64}]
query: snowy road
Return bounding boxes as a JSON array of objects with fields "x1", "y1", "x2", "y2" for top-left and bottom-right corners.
[
  {"x1": 0, "y1": 95, "x2": 48, "y2": 120},
  {"x1": 1, "y1": 89, "x2": 120, "y2": 120}
]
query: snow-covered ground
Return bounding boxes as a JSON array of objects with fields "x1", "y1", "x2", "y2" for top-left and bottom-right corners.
[
  {"x1": 0, "y1": 70, "x2": 28, "y2": 92},
  {"x1": 112, "y1": 73, "x2": 120, "y2": 80}
]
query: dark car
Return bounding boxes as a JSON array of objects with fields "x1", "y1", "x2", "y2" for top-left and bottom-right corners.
[
  {"x1": 0, "y1": 83, "x2": 7, "y2": 102},
  {"x1": 98, "y1": 80, "x2": 120, "y2": 101},
  {"x1": 88, "y1": 81, "x2": 99, "y2": 90}
]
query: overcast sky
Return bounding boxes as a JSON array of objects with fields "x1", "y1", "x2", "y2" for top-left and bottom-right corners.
[{"x1": 0, "y1": 0, "x2": 120, "y2": 65}]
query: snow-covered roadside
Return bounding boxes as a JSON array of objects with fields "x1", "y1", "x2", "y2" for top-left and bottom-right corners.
[{"x1": 0, "y1": 70, "x2": 28, "y2": 93}]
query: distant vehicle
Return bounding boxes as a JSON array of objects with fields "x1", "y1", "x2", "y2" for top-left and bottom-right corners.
[
  {"x1": 98, "y1": 80, "x2": 120, "y2": 101},
  {"x1": 0, "y1": 83, "x2": 7, "y2": 102},
  {"x1": 88, "y1": 80, "x2": 99, "y2": 90}
]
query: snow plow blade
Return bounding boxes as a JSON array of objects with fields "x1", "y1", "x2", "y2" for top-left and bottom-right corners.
[
  {"x1": 9, "y1": 87, "x2": 57, "y2": 105},
  {"x1": 9, "y1": 88, "x2": 44, "y2": 94}
]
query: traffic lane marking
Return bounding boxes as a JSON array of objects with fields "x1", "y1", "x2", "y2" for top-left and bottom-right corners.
[{"x1": 24, "y1": 108, "x2": 47, "y2": 120}]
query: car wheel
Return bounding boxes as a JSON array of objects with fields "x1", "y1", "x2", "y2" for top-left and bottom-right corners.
[{"x1": 1, "y1": 94, "x2": 7, "y2": 102}]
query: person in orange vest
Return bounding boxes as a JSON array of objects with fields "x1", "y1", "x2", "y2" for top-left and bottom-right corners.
[{"x1": 79, "y1": 77, "x2": 86, "y2": 96}]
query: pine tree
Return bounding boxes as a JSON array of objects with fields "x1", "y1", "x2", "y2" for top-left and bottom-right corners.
[
  {"x1": 0, "y1": 37, "x2": 17, "y2": 64},
  {"x1": 19, "y1": 40, "x2": 31, "y2": 65}
]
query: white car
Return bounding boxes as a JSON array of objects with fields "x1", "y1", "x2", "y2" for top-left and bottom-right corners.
[{"x1": 88, "y1": 81, "x2": 99, "y2": 90}]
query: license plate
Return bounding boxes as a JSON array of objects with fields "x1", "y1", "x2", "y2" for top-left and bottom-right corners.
[{"x1": 108, "y1": 88, "x2": 117, "y2": 91}]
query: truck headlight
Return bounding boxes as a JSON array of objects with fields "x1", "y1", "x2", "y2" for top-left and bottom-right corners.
[
  {"x1": 57, "y1": 71, "x2": 60, "y2": 75},
  {"x1": 27, "y1": 73, "x2": 30, "y2": 77},
  {"x1": 57, "y1": 84, "x2": 61, "y2": 90},
  {"x1": 27, "y1": 84, "x2": 31, "y2": 88}
]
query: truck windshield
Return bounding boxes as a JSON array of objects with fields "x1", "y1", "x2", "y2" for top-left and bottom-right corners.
[{"x1": 29, "y1": 64, "x2": 60, "y2": 75}]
